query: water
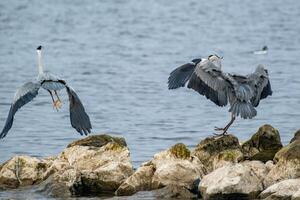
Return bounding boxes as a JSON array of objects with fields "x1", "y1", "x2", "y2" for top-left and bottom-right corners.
[{"x1": 0, "y1": 0, "x2": 300, "y2": 198}]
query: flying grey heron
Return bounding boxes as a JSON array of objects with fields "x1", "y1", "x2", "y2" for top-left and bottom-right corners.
[
  {"x1": 168, "y1": 55, "x2": 272, "y2": 135},
  {"x1": 0, "y1": 46, "x2": 92, "y2": 139}
]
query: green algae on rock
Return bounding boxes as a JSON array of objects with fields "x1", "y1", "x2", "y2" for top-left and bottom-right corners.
[
  {"x1": 290, "y1": 129, "x2": 300, "y2": 143},
  {"x1": 264, "y1": 134, "x2": 300, "y2": 187},
  {"x1": 192, "y1": 134, "x2": 243, "y2": 172},
  {"x1": 169, "y1": 143, "x2": 191, "y2": 159},
  {"x1": 67, "y1": 134, "x2": 127, "y2": 148},
  {"x1": 242, "y1": 124, "x2": 282, "y2": 162}
]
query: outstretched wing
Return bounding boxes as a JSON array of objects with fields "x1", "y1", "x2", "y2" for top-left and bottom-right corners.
[
  {"x1": 168, "y1": 62, "x2": 196, "y2": 89},
  {"x1": 248, "y1": 65, "x2": 272, "y2": 107},
  {"x1": 187, "y1": 60, "x2": 230, "y2": 107},
  {"x1": 0, "y1": 82, "x2": 40, "y2": 139},
  {"x1": 65, "y1": 85, "x2": 92, "y2": 135}
]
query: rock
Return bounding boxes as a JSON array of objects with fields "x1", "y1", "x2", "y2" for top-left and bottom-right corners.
[
  {"x1": 67, "y1": 134, "x2": 127, "y2": 148},
  {"x1": 192, "y1": 135, "x2": 243, "y2": 172},
  {"x1": 264, "y1": 139, "x2": 300, "y2": 187},
  {"x1": 0, "y1": 155, "x2": 49, "y2": 189},
  {"x1": 293, "y1": 189, "x2": 300, "y2": 200},
  {"x1": 199, "y1": 161, "x2": 268, "y2": 200},
  {"x1": 39, "y1": 135, "x2": 134, "y2": 197},
  {"x1": 115, "y1": 164, "x2": 155, "y2": 196},
  {"x1": 290, "y1": 129, "x2": 300, "y2": 143},
  {"x1": 37, "y1": 168, "x2": 78, "y2": 198},
  {"x1": 116, "y1": 143, "x2": 205, "y2": 196},
  {"x1": 259, "y1": 179, "x2": 300, "y2": 199},
  {"x1": 242, "y1": 124, "x2": 282, "y2": 163},
  {"x1": 153, "y1": 184, "x2": 197, "y2": 199}
]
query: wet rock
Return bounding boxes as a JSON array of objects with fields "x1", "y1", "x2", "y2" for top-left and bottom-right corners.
[
  {"x1": 192, "y1": 135, "x2": 243, "y2": 172},
  {"x1": 242, "y1": 124, "x2": 282, "y2": 162},
  {"x1": 199, "y1": 161, "x2": 268, "y2": 200},
  {"x1": 0, "y1": 155, "x2": 49, "y2": 189},
  {"x1": 116, "y1": 143, "x2": 205, "y2": 196},
  {"x1": 153, "y1": 184, "x2": 197, "y2": 199},
  {"x1": 40, "y1": 135, "x2": 134, "y2": 197},
  {"x1": 290, "y1": 129, "x2": 300, "y2": 143},
  {"x1": 264, "y1": 138, "x2": 300, "y2": 187},
  {"x1": 259, "y1": 179, "x2": 300, "y2": 199}
]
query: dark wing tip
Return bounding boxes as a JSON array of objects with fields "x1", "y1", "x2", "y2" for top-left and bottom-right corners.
[
  {"x1": 66, "y1": 86, "x2": 92, "y2": 136},
  {"x1": 168, "y1": 63, "x2": 196, "y2": 90}
]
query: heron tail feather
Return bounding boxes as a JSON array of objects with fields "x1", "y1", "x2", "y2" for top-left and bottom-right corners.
[{"x1": 229, "y1": 101, "x2": 257, "y2": 119}]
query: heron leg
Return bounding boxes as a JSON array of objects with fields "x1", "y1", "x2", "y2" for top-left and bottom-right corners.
[
  {"x1": 213, "y1": 114, "x2": 236, "y2": 136},
  {"x1": 53, "y1": 90, "x2": 62, "y2": 110},
  {"x1": 48, "y1": 90, "x2": 58, "y2": 111}
]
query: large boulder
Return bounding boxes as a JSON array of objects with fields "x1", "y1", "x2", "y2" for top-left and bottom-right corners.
[
  {"x1": 192, "y1": 135, "x2": 243, "y2": 172},
  {"x1": 242, "y1": 124, "x2": 282, "y2": 162},
  {"x1": 38, "y1": 135, "x2": 134, "y2": 197},
  {"x1": 0, "y1": 155, "x2": 49, "y2": 189},
  {"x1": 259, "y1": 179, "x2": 300, "y2": 199},
  {"x1": 116, "y1": 143, "x2": 205, "y2": 196},
  {"x1": 199, "y1": 161, "x2": 268, "y2": 200},
  {"x1": 264, "y1": 138, "x2": 300, "y2": 187}
]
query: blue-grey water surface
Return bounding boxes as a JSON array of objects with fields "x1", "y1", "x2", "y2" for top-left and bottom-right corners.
[{"x1": 0, "y1": 0, "x2": 300, "y2": 199}]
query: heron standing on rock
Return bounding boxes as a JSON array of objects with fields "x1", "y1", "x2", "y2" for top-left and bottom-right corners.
[
  {"x1": 0, "y1": 46, "x2": 92, "y2": 139},
  {"x1": 168, "y1": 55, "x2": 272, "y2": 135}
]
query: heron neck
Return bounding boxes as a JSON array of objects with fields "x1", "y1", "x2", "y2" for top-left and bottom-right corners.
[{"x1": 37, "y1": 51, "x2": 44, "y2": 74}]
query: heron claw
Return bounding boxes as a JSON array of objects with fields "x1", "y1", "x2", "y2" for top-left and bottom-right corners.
[
  {"x1": 213, "y1": 131, "x2": 228, "y2": 137},
  {"x1": 214, "y1": 126, "x2": 225, "y2": 131}
]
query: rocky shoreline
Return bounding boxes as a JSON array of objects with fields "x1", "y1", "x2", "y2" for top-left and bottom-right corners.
[{"x1": 0, "y1": 125, "x2": 300, "y2": 199}]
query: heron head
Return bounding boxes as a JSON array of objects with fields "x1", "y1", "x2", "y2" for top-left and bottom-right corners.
[
  {"x1": 208, "y1": 54, "x2": 223, "y2": 60},
  {"x1": 208, "y1": 54, "x2": 223, "y2": 67},
  {"x1": 262, "y1": 46, "x2": 268, "y2": 51},
  {"x1": 36, "y1": 46, "x2": 42, "y2": 52}
]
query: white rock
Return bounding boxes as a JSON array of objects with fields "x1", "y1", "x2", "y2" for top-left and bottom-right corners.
[
  {"x1": 199, "y1": 161, "x2": 268, "y2": 199},
  {"x1": 260, "y1": 179, "x2": 300, "y2": 199}
]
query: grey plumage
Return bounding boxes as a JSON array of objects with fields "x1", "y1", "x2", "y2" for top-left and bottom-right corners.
[
  {"x1": 0, "y1": 82, "x2": 40, "y2": 139},
  {"x1": 0, "y1": 46, "x2": 92, "y2": 139},
  {"x1": 66, "y1": 85, "x2": 92, "y2": 135},
  {"x1": 168, "y1": 55, "x2": 272, "y2": 134},
  {"x1": 168, "y1": 62, "x2": 197, "y2": 89}
]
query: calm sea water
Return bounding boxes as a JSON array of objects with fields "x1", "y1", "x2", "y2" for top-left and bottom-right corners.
[{"x1": 0, "y1": 0, "x2": 300, "y2": 199}]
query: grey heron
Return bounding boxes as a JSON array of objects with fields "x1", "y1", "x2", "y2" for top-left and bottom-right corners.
[
  {"x1": 0, "y1": 46, "x2": 92, "y2": 139},
  {"x1": 168, "y1": 55, "x2": 272, "y2": 135}
]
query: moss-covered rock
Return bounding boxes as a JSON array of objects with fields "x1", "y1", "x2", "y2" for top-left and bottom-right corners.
[
  {"x1": 290, "y1": 129, "x2": 300, "y2": 143},
  {"x1": 242, "y1": 124, "x2": 282, "y2": 162},
  {"x1": 38, "y1": 135, "x2": 133, "y2": 198},
  {"x1": 116, "y1": 143, "x2": 206, "y2": 197},
  {"x1": 169, "y1": 143, "x2": 191, "y2": 159},
  {"x1": 192, "y1": 134, "x2": 243, "y2": 172},
  {"x1": 264, "y1": 138, "x2": 300, "y2": 187},
  {"x1": 67, "y1": 134, "x2": 127, "y2": 148}
]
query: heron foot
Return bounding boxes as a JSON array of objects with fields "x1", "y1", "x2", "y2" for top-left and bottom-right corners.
[
  {"x1": 212, "y1": 131, "x2": 228, "y2": 137},
  {"x1": 214, "y1": 126, "x2": 225, "y2": 131},
  {"x1": 53, "y1": 99, "x2": 62, "y2": 111}
]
